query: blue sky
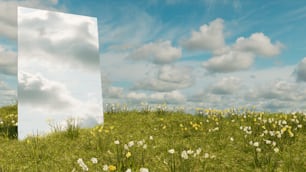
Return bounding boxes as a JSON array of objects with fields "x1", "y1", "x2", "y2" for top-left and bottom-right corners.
[{"x1": 1, "y1": 0, "x2": 306, "y2": 113}]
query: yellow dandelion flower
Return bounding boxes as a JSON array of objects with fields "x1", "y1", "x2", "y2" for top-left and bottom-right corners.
[{"x1": 108, "y1": 165, "x2": 116, "y2": 171}]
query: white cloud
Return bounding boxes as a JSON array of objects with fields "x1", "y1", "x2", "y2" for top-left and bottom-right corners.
[
  {"x1": 104, "y1": 86, "x2": 124, "y2": 99},
  {"x1": 133, "y1": 65, "x2": 193, "y2": 91},
  {"x1": 0, "y1": 0, "x2": 63, "y2": 40},
  {"x1": 202, "y1": 50, "x2": 254, "y2": 73},
  {"x1": 126, "y1": 92, "x2": 147, "y2": 103},
  {"x1": 295, "y1": 57, "x2": 306, "y2": 82},
  {"x1": 181, "y1": 18, "x2": 225, "y2": 51},
  {"x1": 233, "y1": 32, "x2": 283, "y2": 57},
  {"x1": 18, "y1": 72, "x2": 77, "y2": 110},
  {"x1": 127, "y1": 40, "x2": 182, "y2": 64},
  {"x1": 209, "y1": 76, "x2": 241, "y2": 95},
  {"x1": 0, "y1": 46, "x2": 17, "y2": 75},
  {"x1": 18, "y1": 7, "x2": 100, "y2": 72},
  {"x1": 149, "y1": 90, "x2": 185, "y2": 104}
]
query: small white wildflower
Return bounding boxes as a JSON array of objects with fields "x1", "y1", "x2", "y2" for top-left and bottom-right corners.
[
  {"x1": 168, "y1": 149, "x2": 175, "y2": 154},
  {"x1": 181, "y1": 150, "x2": 188, "y2": 159},
  {"x1": 297, "y1": 124, "x2": 302, "y2": 128},
  {"x1": 273, "y1": 147, "x2": 279, "y2": 153},
  {"x1": 143, "y1": 144, "x2": 147, "y2": 149},
  {"x1": 137, "y1": 140, "x2": 144, "y2": 147},
  {"x1": 230, "y1": 137, "x2": 234, "y2": 142},
  {"x1": 249, "y1": 141, "x2": 253, "y2": 146},
  {"x1": 265, "y1": 140, "x2": 271, "y2": 145},
  {"x1": 187, "y1": 149, "x2": 194, "y2": 155},
  {"x1": 256, "y1": 148, "x2": 261, "y2": 152},
  {"x1": 149, "y1": 136, "x2": 153, "y2": 140},
  {"x1": 90, "y1": 157, "x2": 98, "y2": 164},
  {"x1": 272, "y1": 141, "x2": 276, "y2": 147},
  {"x1": 124, "y1": 144, "x2": 129, "y2": 150},
  {"x1": 204, "y1": 153, "x2": 209, "y2": 159},
  {"x1": 103, "y1": 165, "x2": 108, "y2": 171},
  {"x1": 128, "y1": 141, "x2": 135, "y2": 147},
  {"x1": 253, "y1": 142, "x2": 259, "y2": 147},
  {"x1": 126, "y1": 168, "x2": 132, "y2": 172},
  {"x1": 114, "y1": 140, "x2": 120, "y2": 145},
  {"x1": 77, "y1": 158, "x2": 89, "y2": 171},
  {"x1": 140, "y1": 167, "x2": 149, "y2": 172},
  {"x1": 196, "y1": 148, "x2": 202, "y2": 155}
]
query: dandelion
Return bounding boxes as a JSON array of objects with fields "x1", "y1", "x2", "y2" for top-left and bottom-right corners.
[
  {"x1": 274, "y1": 147, "x2": 280, "y2": 153},
  {"x1": 126, "y1": 151, "x2": 132, "y2": 158},
  {"x1": 114, "y1": 140, "x2": 120, "y2": 145},
  {"x1": 140, "y1": 167, "x2": 149, "y2": 172},
  {"x1": 181, "y1": 150, "x2": 188, "y2": 160},
  {"x1": 168, "y1": 149, "x2": 175, "y2": 154},
  {"x1": 108, "y1": 165, "x2": 117, "y2": 171},
  {"x1": 90, "y1": 157, "x2": 98, "y2": 164}
]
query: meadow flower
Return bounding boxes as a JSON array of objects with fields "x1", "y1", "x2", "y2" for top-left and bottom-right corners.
[
  {"x1": 114, "y1": 140, "x2": 120, "y2": 145},
  {"x1": 124, "y1": 144, "x2": 129, "y2": 150},
  {"x1": 108, "y1": 165, "x2": 117, "y2": 171},
  {"x1": 103, "y1": 165, "x2": 108, "y2": 171},
  {"x1": 126, "y1": 168, "x2": 132, "y2": 172},
  {"x1": 230, "y1": 137, "x2": 234, "y2": 142},
  {"x1": 272, "y1": 141, "x2": 277, "y2": 147},
  {"x1": 140, "y1": 167, "x2": 149, "y2": 172},
  {"x1": 143, "y1": 144, "x2": 147, "y2": 149},
  {"x1": 204, "y1": 153, "x2": 209, "y2": 159},
  {"x1": 168, "y1": 149, "x2": 175, "y2": 154},
  {"x1": 181, "y1": 150, "x2": 188, "y2": 159},
  {"x1": 187, "y1": 149, "x2": 194, "y2": 154},
  {"x1": 90, "y1": 157, "x2": 98, "y2": 164},
  {"x1": 196, "y1": 148, "x2": 202, "y2": 155},
  {"x1": 256, "y1": 148, "x2": 261, "y2": 152},
  {"x1": 77, "y1": 158, "x2": 89, "y2": 171},
  {"x1": 253, "y1": 142, "x2": 259, "y2": 147},
  {"x1": 137, "y1": 140, "x2": 144, "y2": 146},
  {"x1": 297, "y1": 124, "x2": 302, "y2": 128},
  {"x1": 265, "y1": 140, "x2": 271, "y2": 145},
  {"x1": 126, "y1": 151, "x2": 132, "y2": 158},
  {"x1": 149, "y1": 136, "x2": 153, "y2": 140},
  {"x1": 274, "y1": 147, "x2": 280, "y2": 153},
  {"x1": 128, "y1": 141, "x2": 135, "y2": 147}
]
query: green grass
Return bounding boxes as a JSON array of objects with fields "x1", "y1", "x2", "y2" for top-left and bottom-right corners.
[{"x1": 0, "y1": 105, "x2": 305, "y2": 171}]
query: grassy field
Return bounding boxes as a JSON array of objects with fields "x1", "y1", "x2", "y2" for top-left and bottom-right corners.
[{"x1": 0, "y1": 105, "x2": 305, "y2": 171}]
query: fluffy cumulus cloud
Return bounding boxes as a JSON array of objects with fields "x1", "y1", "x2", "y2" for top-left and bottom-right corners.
[
  {"x1": 148, "y1": 90, "x2": 186, "y2": 104},
  {"x1": 295, "y1": 57, "x2": 306, "y2": 82},
  {"x1": 127, "y1": 40, "x2": 181, "y2": 64},
  {"x1": 18, "y1": 72, "x2": 77, "y2": 110},
  {"x1": 18, "y1": 7, "x2": 100, "y2": 71},
  {"x1": 0, "y1": 81, "x2": 16, "y2": 106},
  {"x1": 126, "y1": 92, "x2": 147, "y2": 103},
  {"x1": 209, "y1": 76, "x2": 241, "y2": 95},
  {"x1": 133, "y1": 65, "x2": 193, "y2": 91},
  {"x1": 233, "y1": 32, "x2": 283, "y2": 57},
  {"x1": 181, "y1": 18, "x2": 225, "y2": 51},
  {"x1": 0, "y1": 46, "x2": 17, "y2": 75},
  {"x1": 202, "y1": 50, "x2": 254, "y2": 73},
  {"x1": 0, "y1": 0, "x2": 62, "y2": 40}
]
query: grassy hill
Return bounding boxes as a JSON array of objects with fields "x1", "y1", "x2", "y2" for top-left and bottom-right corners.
[{"x1": 0, "y1": 105, "x2": 305, "y2": 171}]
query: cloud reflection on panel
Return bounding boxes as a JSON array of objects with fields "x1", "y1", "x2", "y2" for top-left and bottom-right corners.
[{"x1": 18, "y1": 7, "x2": 103, "y2": 139}]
